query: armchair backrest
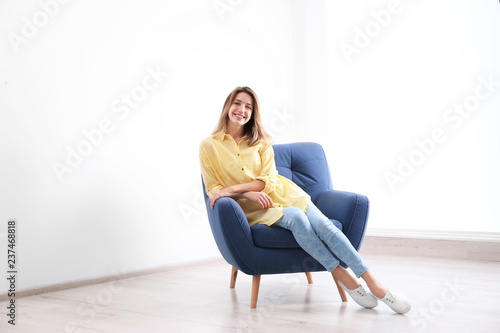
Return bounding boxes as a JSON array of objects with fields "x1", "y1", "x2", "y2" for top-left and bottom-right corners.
[{"x1": 273, "y1": 142, "x2": 333, "y2": 203}]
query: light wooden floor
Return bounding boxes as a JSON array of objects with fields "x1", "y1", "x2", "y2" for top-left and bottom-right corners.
[{"x1": 1, "y1": 254, "x2": 500, "y2": 333}]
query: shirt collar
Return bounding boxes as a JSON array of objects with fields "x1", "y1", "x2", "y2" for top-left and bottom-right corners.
[{"x1": 214, "y1": 132, "x2": 228, "y2": 141}]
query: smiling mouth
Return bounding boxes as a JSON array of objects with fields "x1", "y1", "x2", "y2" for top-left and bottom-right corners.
[{"x1": 234, "y1": 113, "x2": 245, "y2": 120}]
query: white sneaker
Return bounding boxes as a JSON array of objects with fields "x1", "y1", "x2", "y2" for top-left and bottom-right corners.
[
  {"x1": 376, "y1": 290, "x2": 411, "y2": 314},
  {"x1": 338, "y1": 281, "x2": 378, "y2": 309}
]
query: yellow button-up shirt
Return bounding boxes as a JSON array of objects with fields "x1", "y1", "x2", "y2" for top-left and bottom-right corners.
[{"x1": 199, "y1": 133, "x2": 311, "y2": 226}]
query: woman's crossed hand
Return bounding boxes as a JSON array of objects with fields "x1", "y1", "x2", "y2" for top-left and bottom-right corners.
[
  {"x1": 210, "y1": 188, "x2": 274, "y2": 210},
  {"x1": 244, "y1": 191, "x2": 274, "y2": 209}
]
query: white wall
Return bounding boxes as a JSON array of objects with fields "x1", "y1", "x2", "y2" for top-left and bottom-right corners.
[
  {"x1": 0, "y1": 0, "x2": 301, "y2": 293},
  {"x1": 0, "y1": 0, "x2": 498, "y2": 294},
  {"x1": 323, "y1": 0, "x2": 500, "y2": 232}
]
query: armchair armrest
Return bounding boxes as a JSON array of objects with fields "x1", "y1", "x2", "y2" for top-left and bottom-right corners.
[
  {"x1": 314, "y1": 189, "x2": 370, "y2": 251},
  {"x1": 205, "y1": 196, "x2": 256, "y2": 275}
]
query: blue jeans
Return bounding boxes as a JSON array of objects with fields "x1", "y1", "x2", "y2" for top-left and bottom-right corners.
[{"x1": 273, "y1": 203, "x2": 369, "y2": 278}]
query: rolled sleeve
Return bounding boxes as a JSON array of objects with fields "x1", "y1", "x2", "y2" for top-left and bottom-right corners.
[
  {"x1": 206, "y1": 184, "x2": 223, "y2": 199},
  {"x1": 256, "y1": 142, "x2": 278, "y2": 194},
  {"x1": 200, "y1": 143, "x2": 224, "y2": 199}
]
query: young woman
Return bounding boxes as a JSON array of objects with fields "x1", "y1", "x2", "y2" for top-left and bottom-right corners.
[{"x1": 199, "y1": 86, "x2": 411, "y2": 314}]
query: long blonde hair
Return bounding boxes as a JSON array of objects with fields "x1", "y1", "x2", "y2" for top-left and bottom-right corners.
[{"x1": 212, "y1": 86, "x2": 272, "y2": 146}]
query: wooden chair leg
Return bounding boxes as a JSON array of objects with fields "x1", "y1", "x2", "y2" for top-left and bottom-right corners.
[
  {"x1": 250, "y1": 275, "x2": 261, "y2": 309},
  {"x1": 332, "y1": 274, "x2": 348, "y2": 302},
  {"x1": 230, "y1": 266, "x2": 238, "y2": 288},
  {"x1": 305, "y1": 272, "x2": 313, "y2": 284}
]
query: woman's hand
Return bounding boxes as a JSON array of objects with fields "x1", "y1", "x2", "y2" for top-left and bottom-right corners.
[
  {"x1": 210, "y1": 188, "x2": 233, "y2": 209},
  {"x1": 244, "y1": 191, "x2": 274, "y2": 209},
  {"x1": 210, "y1": 187, "x2": 274, "y2": 210}
]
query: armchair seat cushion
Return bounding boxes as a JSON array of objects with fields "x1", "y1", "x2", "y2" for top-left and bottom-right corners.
[{"x1": 251, "y1": 219, "x2": 343, "y2": 249}]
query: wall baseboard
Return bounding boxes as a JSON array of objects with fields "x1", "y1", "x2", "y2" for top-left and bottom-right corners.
[
  {"x1": 0, "y1": 257, "x2": 224, "y2": 302},
  {"x1": 361, "y1": 229, "x2": 500, "y2": 262}
]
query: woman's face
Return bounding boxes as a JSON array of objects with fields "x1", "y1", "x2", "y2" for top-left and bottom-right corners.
[{"x1": 228, "y1": 92, "x2": 253, "y2": 127}]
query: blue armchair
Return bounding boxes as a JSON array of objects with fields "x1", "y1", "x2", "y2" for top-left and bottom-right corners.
[{"x1": 202, "y1": 142, "x2": 369, "y2": 308}]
